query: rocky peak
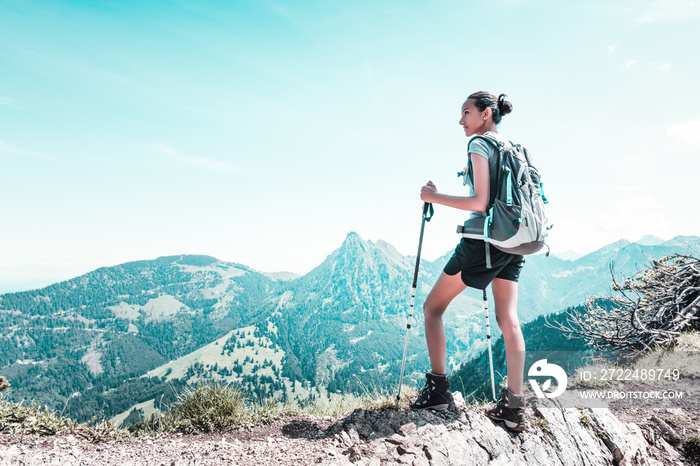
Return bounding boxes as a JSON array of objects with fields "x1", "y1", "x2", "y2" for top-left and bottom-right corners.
[
  {"x1": 636, "y1": 235, "x2": 665, "y2": 246},
  {"x1": 305, "y1": 232, "x2": 413, "y2": 285},
  {"x1": 664, "y1": 235, "x2": 700, "y2": 248},
  {"x1": 595, "y1": 239, "x2": 632, "y2": 255}
]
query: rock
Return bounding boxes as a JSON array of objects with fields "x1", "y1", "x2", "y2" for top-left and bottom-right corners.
[
  {"x1": 412, "y1": 457, "x2": 430, "y2": 466},
  {"x1": 339, "y1": 430, "x2": 353, "y2": 447},
  {"x1": 396, "y1": 444, "x2": 411, "y2": 455},
  {"x1": 398, "y1": 422, "x2": 417, "y2": 437},
  {"x1": 650, "y1": 415, "x2": 682, "y2": 446},
  {"x1": 452, "y1": 391, "x2": 466, "y2": 409},
  {"x1": 347, "y1": 427, "x2": 361, "y2": 445},
  {"x1": 326, "y1": 395, "x2": 692, "y2": 465}
]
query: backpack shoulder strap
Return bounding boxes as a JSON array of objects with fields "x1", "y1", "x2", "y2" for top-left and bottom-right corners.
[
  {"x1": 466, "y1": 135, "x2": 506, "y2": 214},
  {"x1": 518, "y1": 145, "x2": 536, "y2": 168},
  {"x1": 467, "y1": 135, "x2": 500, "y2": 153}
]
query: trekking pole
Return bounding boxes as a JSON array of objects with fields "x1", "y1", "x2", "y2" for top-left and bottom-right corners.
[
  {"x1": 484, "y1": 288, "x2": 496, "y2": 401},
  {"x1": 396, "y1": 202, "x2": 434, "y2": 408}
]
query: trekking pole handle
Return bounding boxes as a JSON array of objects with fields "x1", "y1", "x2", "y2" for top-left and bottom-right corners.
[{"x1": 422, "y1": 202, "x2": 434, "y2": 221}]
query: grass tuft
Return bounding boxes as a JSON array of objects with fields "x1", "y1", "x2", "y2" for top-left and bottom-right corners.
[
  {"x1": 164, "y1": 382, "x2": 253, "y2": 433},
  {"x1": 531, "y1": 416, "x2": 551, "y2": 434},
  {"x1": 683, "y1": 433, "x2": 700, "y2": 464},
  {"x1": 0, "y1": 396, "x2": 128, "y2": 442},
  {"x1": 0, "y1": 398, "x2": 70, "y2": 435}
]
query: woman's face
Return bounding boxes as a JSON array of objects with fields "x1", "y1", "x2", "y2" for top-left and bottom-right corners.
[{"x1": 459, "y1": 99, "x2": 490, "y2": 137}]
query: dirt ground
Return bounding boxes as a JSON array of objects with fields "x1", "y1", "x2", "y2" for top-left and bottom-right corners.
[
  {"x1": 0, "y1": 415, "x2": 346, "y2": 466},
  {"x1": 1, "y1": 377, "x2": 698, "y2": 465}
]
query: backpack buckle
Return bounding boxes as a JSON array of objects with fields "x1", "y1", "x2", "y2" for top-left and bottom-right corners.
[{"x1": 457, "y1": 167, "x2": 468, "y2": 186}]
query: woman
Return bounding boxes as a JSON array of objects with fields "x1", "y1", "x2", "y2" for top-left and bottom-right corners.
[{"x1": 410, "y1": 91, "x2": 526, "y2": 432}]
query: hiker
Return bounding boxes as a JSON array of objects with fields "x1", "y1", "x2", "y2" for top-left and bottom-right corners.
[{"x1": 411, "y1": 91, "x2": 527, "y2": 432}]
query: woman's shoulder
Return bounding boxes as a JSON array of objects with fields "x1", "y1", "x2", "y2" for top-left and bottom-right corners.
[
  {"x1": 468, "y1": 132, "x2": 503, "y2": 157},
  {"x1": 482, "y1": 131, "x2": 508, "y2": 145}
]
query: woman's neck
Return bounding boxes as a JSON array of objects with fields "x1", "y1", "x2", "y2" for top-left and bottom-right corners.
[{"x1": 477, "y1": 123, "x2": 498, "y2": 135}]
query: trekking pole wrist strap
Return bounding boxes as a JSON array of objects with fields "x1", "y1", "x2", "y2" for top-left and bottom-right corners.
[{"x1": 423, "y1": 203, "x2": 434, "y2": 221}]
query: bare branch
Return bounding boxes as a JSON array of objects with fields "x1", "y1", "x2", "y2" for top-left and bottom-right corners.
[{"x1": 548, "y1": 255, "x2": 700, "y2": 359}]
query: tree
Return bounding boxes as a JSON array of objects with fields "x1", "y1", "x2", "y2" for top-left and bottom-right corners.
[
  {"x1": 550, "y1": 254, "x2": 700, "y2": 359},
  {"x1": 120, "y1": 407, "x2": 145, "y2": 428},
  {"x1": 0, "y1": 376, "x2": 9, "y2": 393}
]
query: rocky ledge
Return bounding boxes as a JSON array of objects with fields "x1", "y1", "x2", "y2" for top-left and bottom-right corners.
[
  {"x1": 326, "y1": 392, "x2": 690, "y2": 465},
  {"x1": 1, "y1": 392, "x2": 695, "y2": 465}
]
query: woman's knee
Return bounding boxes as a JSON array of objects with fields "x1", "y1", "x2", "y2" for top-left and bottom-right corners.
[
  {"x1": 495, "y1": 313, "x2": 521, "y2": 334},
  {"x1": 422, "y1": 272, "x2": 466, "y2": 321},
  {"x1": 423, "y1": 300, "x2": 445, "y2": 320}
]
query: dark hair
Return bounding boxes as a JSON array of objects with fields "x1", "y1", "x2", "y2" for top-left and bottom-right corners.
[{"x1": 467, "y1": 91, "x2": 513, "y2": 124}]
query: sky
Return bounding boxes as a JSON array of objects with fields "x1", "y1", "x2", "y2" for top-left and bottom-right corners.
[{"x1": 1, "y1": 0, "x2": 699, "y2": 292}]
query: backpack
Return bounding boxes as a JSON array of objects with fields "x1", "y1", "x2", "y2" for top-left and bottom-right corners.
[{"x1": 457, "y1": 135, "x2": 551, "y2": 268}]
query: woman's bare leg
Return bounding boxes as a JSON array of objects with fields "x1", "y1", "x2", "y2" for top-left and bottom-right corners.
[
  {"x1": 491, "y1": 277, "x2": 525, "y2": 395},
  {"x1": 423, "y1": 272, "x2": 467, "y2": 375}
]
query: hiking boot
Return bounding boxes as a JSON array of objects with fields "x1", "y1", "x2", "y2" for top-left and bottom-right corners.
[
  {"x1": 410, "y1": 372, "x2": 453, "y2": 410},
  {"x1": 485, "y1": 387, "x2": 526, "y2": 432}
]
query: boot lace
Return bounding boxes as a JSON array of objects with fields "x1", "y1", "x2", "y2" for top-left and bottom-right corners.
[
  {"x1": 418, "y1": 378, "x2": 437, "y2": 398},
  {"x1": 496, "y1": 388, "x2": 508, "y2": 407}
]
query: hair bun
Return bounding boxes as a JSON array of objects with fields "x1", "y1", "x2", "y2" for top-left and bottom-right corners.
[{"x1": 497, "y1": 93, "x2": 513, "y2": 116}]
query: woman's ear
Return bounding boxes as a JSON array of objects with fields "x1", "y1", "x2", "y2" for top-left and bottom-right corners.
[{"x1": 482, "y1": 107, "x2": 492, "y2": 121}]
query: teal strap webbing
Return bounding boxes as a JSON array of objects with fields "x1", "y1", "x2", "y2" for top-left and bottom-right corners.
[
  {"x1": 506, "y1": 167, "x2": 513, "y2": 206},
  {"x1": 540, "y1": 182, "x2": 548, "y2": 204},
  {"x1": 423, "y1": 203, "x2": 434, "y2": 221},
  {"x1": 483, "y1": 207, "x2": 493, "y2": 269},
  {"x1": 483, "y1": 207, "x2": 492, "y2": 243}
]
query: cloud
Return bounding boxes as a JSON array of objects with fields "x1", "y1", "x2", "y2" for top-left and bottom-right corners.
[
  {"x1": 634, "y1": 0, "x2": 700, "y2": 23},
  {"x1": 592, "y1": 185, "x2": 669, "y2": 239},
  {"x1": 149, "y1": 144, "x2": 237, "y2": 172},
  {"x1": 0, "y1": 96, "x2": 17, "y2": 107},
  {"x1": 0, "y1": 141, "x2": 21, "y2": 154},
  {"x1": 666, "y1": 121, "x2": 700, "y2": 147},
  {"x1": 621, "y1": 59, "x2": 670, "y2": 72},
  {"x1": 607, "y1": 43, "x2": 618, "y2": 56},
  {"x1": 0, "y1": 140, "x2": 53, "y2": 159},
  {"x1": 547, "y1": 184, "x2": 670, "y2": 257},
  {"x1": 624, "y1": 59, "x2": 640, "y2": 71}
]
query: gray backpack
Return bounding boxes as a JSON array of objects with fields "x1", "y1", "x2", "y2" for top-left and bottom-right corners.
[{"x1": 457, "y1": 135, "x2": 551, "y2": 268}]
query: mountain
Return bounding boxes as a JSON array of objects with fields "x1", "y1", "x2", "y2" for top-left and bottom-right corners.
[
  {"x1": 0, "y1": 254, "x2": 282, "y2": 420},
  {"x1": 1, "y1": 234, "x2": 698, "y2": 422},
  {"x1": 551, "y1": 249, "x2": 582, "y2": 261},
  {"x1": 636, "y1": 234, "x2": 665, "y2": 246},
  {"x1": 515, "y1": 235, "x2": 700, "y2": 320}
]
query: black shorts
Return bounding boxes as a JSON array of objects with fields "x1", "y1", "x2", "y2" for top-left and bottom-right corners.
[{"x1": 443, "y1": 238, "x2": 525, "y2": 290}]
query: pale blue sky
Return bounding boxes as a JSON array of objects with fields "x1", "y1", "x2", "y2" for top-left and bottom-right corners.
[{"x1": 1, "y1": 0, "x2": 699, "y2": 291}]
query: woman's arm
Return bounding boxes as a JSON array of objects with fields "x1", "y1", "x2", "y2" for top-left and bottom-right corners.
[{"x1": 420, "y1": 153, "x2": 490, "y2": 212}]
